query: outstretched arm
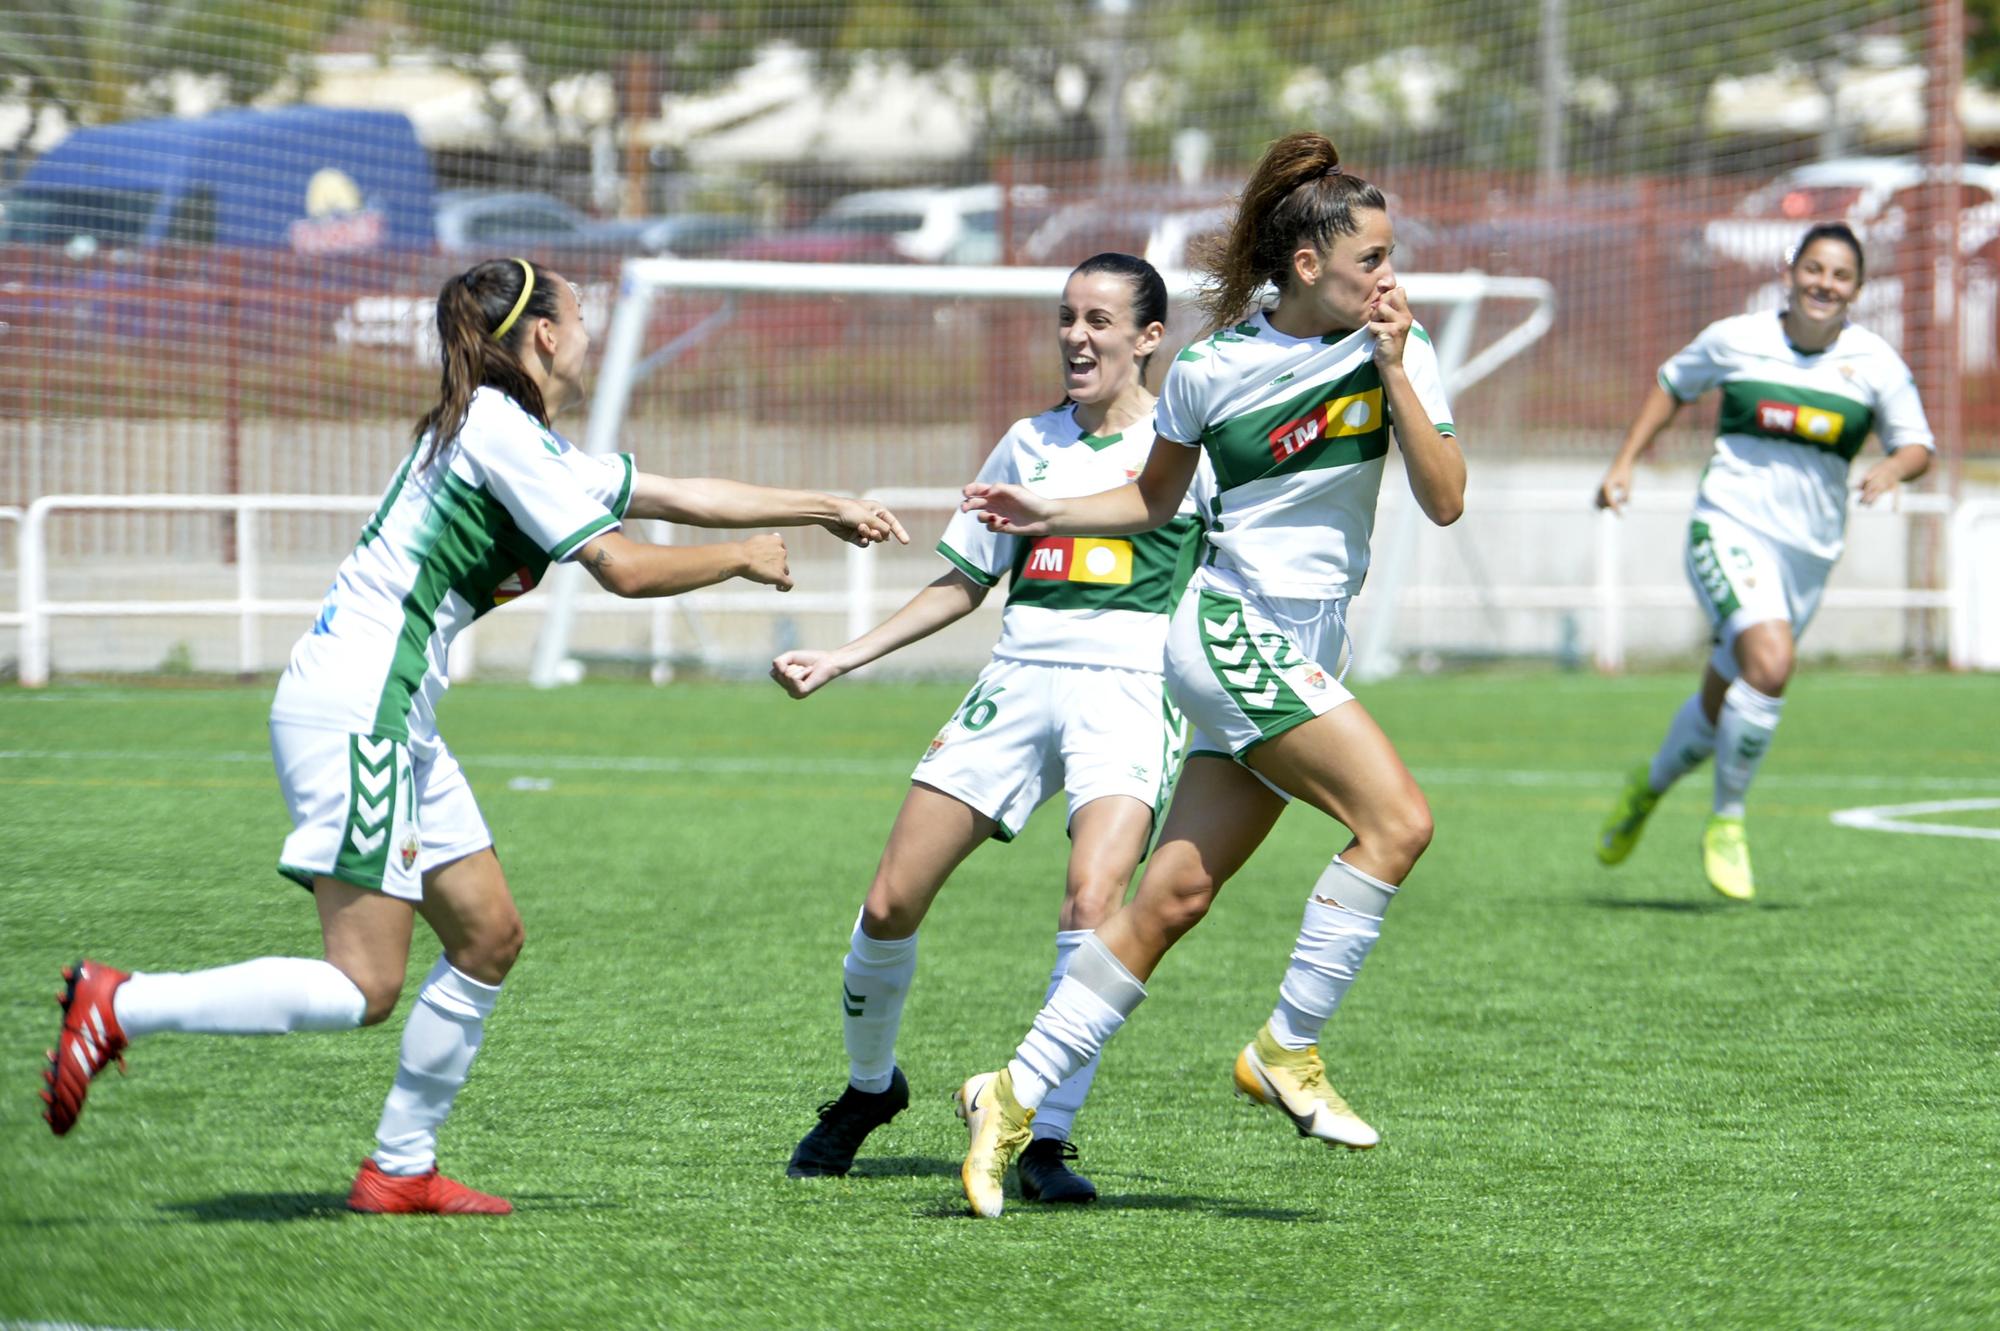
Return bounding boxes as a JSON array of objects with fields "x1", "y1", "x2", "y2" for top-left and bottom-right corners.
[
  {"x1": 575, "y1": 528, "x2": 793, "y2": 598},
  {"x1": 771, "y1": 570, "x2": 989, "y2": 699},
  {"x1": 1857, "y1": 443, "x2": 1932, "y2": 505},
  {"x1": 1596, "y1": 384, "x2": 1683, "y2": 512},
  {"x1": 627, "y1": 474, "x2": 909, "y2": 548},
  {"x1": 960, "y1": 435, "x2": 1198, "y2": 537}
]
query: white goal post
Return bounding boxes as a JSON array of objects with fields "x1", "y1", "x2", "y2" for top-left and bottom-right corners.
[{"x1": 529, "y1": 258, "x2": 1556, "y2": 687}]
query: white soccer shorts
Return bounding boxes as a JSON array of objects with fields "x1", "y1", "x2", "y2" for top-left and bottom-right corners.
[
  {"x1": 1164, "y1": 566, "x2": 1355, "y2": 786},
  {"x1": 1684, "y1": 511, "x2": 1832, "y2": 680},
  {"x1": 913, "y1": 657, "x2": 1181, "y2": 841},
  {"x1": 271, "y1": 718, "x2": 493, "y2": 901}
]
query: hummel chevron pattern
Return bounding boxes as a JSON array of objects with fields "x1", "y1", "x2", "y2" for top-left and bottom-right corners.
[
  {"x1": 336, "y1": 734, "x2": 400, "y2": 883},
  {"x1": 1199, "y1": 590, "x2": 1303, "y2": 726}
]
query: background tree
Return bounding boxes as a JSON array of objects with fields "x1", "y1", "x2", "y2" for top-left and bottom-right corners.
[{"x1": 0, "y1": 0, "x2": 362, "y2": 126}]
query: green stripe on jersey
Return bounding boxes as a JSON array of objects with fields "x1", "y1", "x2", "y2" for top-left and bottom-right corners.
[
  {"x1": 357, "y1": 446, "x2": 419, "y2": 548},
  {"x1": 1003, "y1": 515, "x2": 1198, "y2": 614},
  {"x1": 936, "y1": 541, "x2": 1000, "y2": 587},
  {"x1": 1200, "y1": 361, "x2": 1390, "y2": 491},
  {"x1": 371, "y1": 468, "x2": 549, "y2": 737},
  {"x1": 1715, "y1": 378, "x2": 1875, "y2": 461}
]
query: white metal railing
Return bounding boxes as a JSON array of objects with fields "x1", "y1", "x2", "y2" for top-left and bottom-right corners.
[
  {"x1": 9, "y1": 487, "x2": 1974, "y2": 686},
  {"x1": 838, "y1": 488, "x2": 1960, "y2": 676},
  {"x1": 1949, "y1": 498, "x2": 2000, "y2": 670},
  {"x1": 0, "y1": 506, "x2": 22, "y2": 632}
]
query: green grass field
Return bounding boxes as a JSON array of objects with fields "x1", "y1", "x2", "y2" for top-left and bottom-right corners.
[{"x1": 3, "y1": 671, "x2": 1997, "y2": 1330}]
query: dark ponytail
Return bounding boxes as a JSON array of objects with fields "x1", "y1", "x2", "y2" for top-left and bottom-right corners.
[
  {"x1": 413, "y1": 257, "x2": 562, "y2": 467},
  {"x1": 1070, "y1": 251, "x2": 1170, "y2": 383},
  {"x1": 1790, "y1": 221, "x2": 1865, "y2": 282},
  {"x1": 1194, "y1": 131, "x2": 1387, "y2": 334}
]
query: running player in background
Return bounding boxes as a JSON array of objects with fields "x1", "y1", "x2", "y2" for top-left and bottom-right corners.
[
  {"x1": 1593, "y1": 222, "x2": 1934, "y2": 900},
  {"x1": 39, "y1": 257, "x2": 906, "y2": 1214},
  {"x1": 773, "y1": 253, "x2": 1213, "y2": 1204},
  {"x1": 951, "y1": 132, "x2": 1465, "y2": 1217}
]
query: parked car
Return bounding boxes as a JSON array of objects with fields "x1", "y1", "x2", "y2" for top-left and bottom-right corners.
[
  {"x1": 728, "y1": 184, "x2": 1048, "y2": 265},
  {"x1": 0, "y1": 106, "x2": 434, "y2": 255},
  {"x1": 631, "y1": 213, "x2": 765, "y2": 258},
  {"x1": 434, "y1": 189, "x2": 627, "y2": 256},
  {"x1": 1701, "y1": 156, "x2": 2000, "y2": 268}
]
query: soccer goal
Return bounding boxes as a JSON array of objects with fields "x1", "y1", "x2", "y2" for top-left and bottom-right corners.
[{"x1": 527, "y1": 258, "x2": 1556, "y2": 688}]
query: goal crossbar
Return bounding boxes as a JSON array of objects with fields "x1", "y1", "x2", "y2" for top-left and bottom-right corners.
[{"x1": 531, "y1": 259, "x2": 1555, "y2": 687}]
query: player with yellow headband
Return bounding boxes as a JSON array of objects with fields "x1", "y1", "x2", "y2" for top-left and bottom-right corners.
[
  {"x1": 773, "y1": 253, "x2": 1213, "y2": 1204},
  {"x1": 39, "y1": 257, "x2": 908, "y2": 1214}
]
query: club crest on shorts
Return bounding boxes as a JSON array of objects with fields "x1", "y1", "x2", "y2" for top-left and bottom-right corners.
[
  {"x1": 923, "y1": 726, "x2": 951, "y2": 759},
  {"x1": 399, "y1": 831, "x2": 420, "y2": 870}
]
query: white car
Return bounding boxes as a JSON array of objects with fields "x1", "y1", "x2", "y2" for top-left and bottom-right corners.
[
  {"x1": 814, "y1": 184, "x2": 1049, "y2": 264},
  {"x1": 1702, "y1": 157, "x2": 2000, "y2": 269}
]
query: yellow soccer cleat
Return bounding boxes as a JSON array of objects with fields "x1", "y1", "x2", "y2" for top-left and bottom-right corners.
[
  {"x1": 955, "y1": 1069, "x2": 1033, "y2": 1219},
  {"x1": 1232, "y1": 1023, "x2": 1378, "y2": 1150},
  {"x1": 1597, "y1": 763, "x2": 1662, "y2": 866},
  {"x1": 1701, "y1": 815, "x2": 1755, "y2": 901}
]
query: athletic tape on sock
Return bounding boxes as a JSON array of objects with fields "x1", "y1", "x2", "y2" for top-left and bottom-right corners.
[{"x1": 1065, "y1": 933, "x2": 1146, "y2": 1016}]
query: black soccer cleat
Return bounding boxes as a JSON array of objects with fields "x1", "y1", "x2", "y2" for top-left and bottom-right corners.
[
  {"x1": 1015, "y1": 1136, "x2": 1097, "y2": 1204},
  {"x1": 787, "y1": 1067, "x2": 910, "y2": 1178}
]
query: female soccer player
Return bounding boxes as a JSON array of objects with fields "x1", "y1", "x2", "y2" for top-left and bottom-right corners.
[
  {"x1": 950, "y1": 133, "x2": 1465, "y2": 1217},
  {"x1": 1593, "y1": 222, "x2": 1934, "y2": 900},
  {"x1": 40, "y1": 257, "x2": 907, "y2": 1214},
  {"x1": 773, "y1": 253, "x2": 1212, "y2": 1204}
]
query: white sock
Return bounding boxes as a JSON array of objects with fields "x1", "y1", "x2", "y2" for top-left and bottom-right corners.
[
  {"x1": 841, "y1": 916, "x2": 917, "y2": 1095},
  {"x1": 1268, "y1": 858, "x2": 1396, "y2": 1050},
  {"x1": 113, "y1": 957, "x2": 365, "y2": 1038},
  {"x1": 1647, "y1": 692, "x2": 1717, "y2": 794},
  {"x1": 1007, "y1": 933, "x2": 1144, "y2": 1112},
  {"x1": 371, "y1": 955, "x2": 501, "y2": 1177},
  {"x1": 1713, "y1": 678, "x2": 1784, "y2": 819},
  {"x1": 1030, "y1": 930, "x2": 1100, "y2": 1143}
]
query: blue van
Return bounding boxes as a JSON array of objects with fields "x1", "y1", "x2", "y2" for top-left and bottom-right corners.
[{"x1": 2, "y1": 106, "x2": 435, "y2": 254}]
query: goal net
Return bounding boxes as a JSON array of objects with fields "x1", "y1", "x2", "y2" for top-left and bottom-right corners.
[
  {"x1": 521, "y1": 258, "x2": 1554, "y2": 686},
  {"x1": 0, "y1": 0, "x2": 1980, "y2": 680}
]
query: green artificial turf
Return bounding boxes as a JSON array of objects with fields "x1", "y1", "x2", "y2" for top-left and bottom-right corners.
[{"x1": 2, "y1": 671, "x2": 1995, "y2": 1330}]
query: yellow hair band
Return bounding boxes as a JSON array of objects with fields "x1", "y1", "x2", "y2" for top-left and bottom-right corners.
[{"x1": 490, "y1": 258, "x2": 536, "y2": 341}]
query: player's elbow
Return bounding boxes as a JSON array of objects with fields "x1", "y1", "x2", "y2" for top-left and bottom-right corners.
[{"x1": 1428, "y1": 495, "x2": 1465, "y2": 527}]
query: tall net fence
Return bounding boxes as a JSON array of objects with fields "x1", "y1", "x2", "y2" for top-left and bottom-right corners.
[{"x1": 0, "y1": 0, "x2": 1988, "y2": 676}]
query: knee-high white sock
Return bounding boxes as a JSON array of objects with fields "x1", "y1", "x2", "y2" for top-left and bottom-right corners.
[
  {"x1": 112, "y1": 958, "x2": 365, "y2": 1038},
  {"x1": 372, "y1": 955, "x2": 501, "y2": 1177},
  {"x1": 1268, "y1": 858, "x2": 1396, "y2": 1051},
  {"x1": 842, "y1": 916, "x2": 917, "y2": 1094},
  {"x1": 1647, "y1": 692, "x2": 1717, "y2": 794},
  {"x1": 1030, "y1": 930, "x2": 1100, "y2": 1143},
  {"x1": 1007, "y1": 933, "x2": 1145, "y2": 1112},
  {"x1": 1713, "y1": 678, "x2": 1784, "y2": 819}
]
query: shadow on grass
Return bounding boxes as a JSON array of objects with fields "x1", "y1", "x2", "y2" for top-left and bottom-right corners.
[
  {"x1": 1584, "y1": 896, "x2": 1799, "y2": 914},
  {"x1": 845, "y1": 1155, "x2": 959, "y2": 1181},
  {"x1": 160, "y1": 1192, "x2": 619, "y2": 1222},
  {"x1": 913, "y1": 1192, "x2": 1319, "y2": 1222},
  {"x1": 161, "y1": 1192, "x2": 350, "y2": 1223}
]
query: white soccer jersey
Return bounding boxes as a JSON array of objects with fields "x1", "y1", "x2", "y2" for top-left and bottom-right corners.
[
  {"x1": 272, "y1": 386, "x2": 634, "y2": 740},
  {"x1": 936, "y1": 402, "x2": 1213, "y2": 672},
  {"x1": 1660, "y1": 312, "x2": 1934, "y2": 562},
  {"x1": 1155, "y1": 310, "x2": 1455, "y2": 599}
]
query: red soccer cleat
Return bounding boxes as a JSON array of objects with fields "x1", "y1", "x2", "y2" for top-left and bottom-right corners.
[
  {"x1": 346, "y1": 1159, "x2": 512, "y2": 1215},
  {"x1": 41, "y1": 959, "x2": 130, "y2": 1136}
]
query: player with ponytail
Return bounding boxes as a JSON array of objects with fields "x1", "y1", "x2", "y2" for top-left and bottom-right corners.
[
  {"x1": 39, "y1": 257, "x2": 906, "y2": 1214},
  {"x1": 951, "y1": 133, "x2": 1465, "y2": 1216}
]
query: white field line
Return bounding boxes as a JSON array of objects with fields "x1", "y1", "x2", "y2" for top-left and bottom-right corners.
[
  {"x1": 1, "y1": 747, "x2": 1996, "y2": 795},
  {"x1": 2, "y1": 1322, "x2": 177, "y2": 1331},
  {"x1": 1829, "y1": 798, "x2": 2000, "y2": 842}
]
